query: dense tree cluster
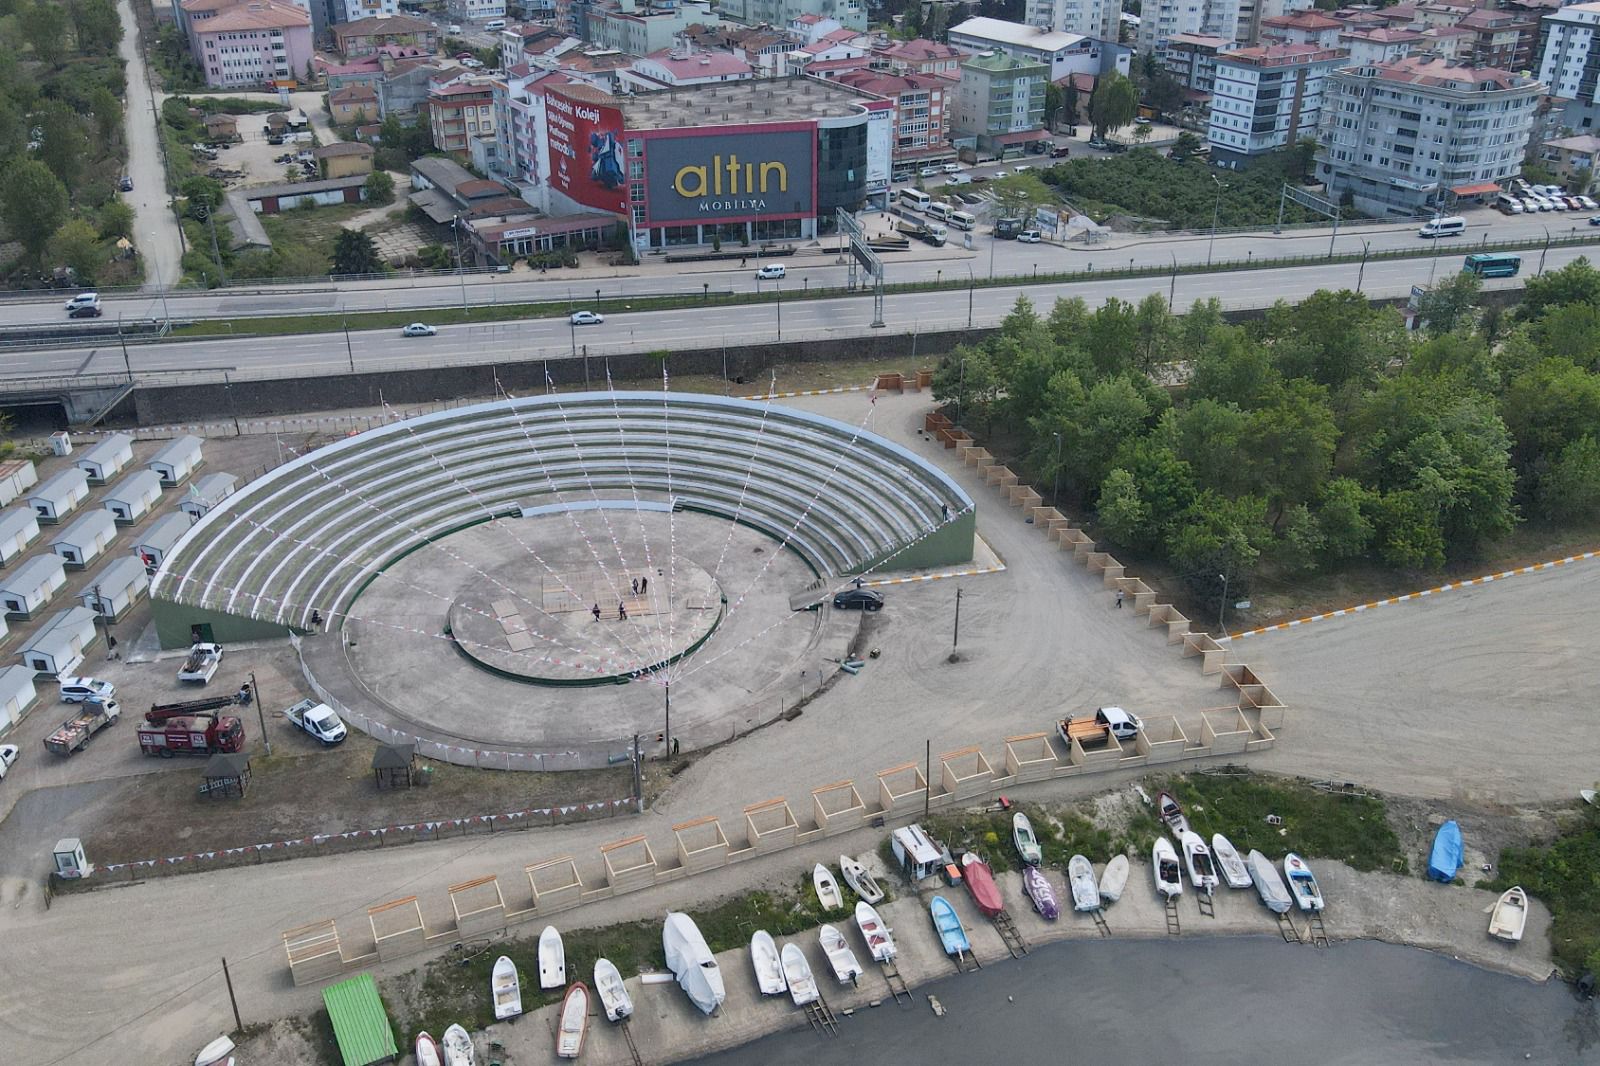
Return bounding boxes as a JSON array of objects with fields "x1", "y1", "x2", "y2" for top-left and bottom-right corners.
[
  {"x1": 932, "y1": 262, "x2": 1600, "y2": 610},
  {"x1": 1042, "y1": 150, "x2": 1332, "y2": 229}
]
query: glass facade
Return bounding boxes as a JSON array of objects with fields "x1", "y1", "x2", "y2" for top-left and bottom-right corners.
[{"x1": 817, "y1": 122, "x2": 867, "y2": 216}]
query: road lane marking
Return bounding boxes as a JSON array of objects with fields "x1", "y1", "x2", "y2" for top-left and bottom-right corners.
[{"x1": 1225, "y1": 549, "x2": 1600, "y2": 641}]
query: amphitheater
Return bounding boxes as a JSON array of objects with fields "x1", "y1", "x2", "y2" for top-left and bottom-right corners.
[{"x1": 149, "y1": 392, "x2": 977, "y2": 761}]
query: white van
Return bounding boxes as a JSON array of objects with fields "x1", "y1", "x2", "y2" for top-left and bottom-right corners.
[
  {"x1": 1418, "y1": 215, "x2": 1466, "y2": 238},
  {"x1": 925, "y1": 201, "x2": 953, "y2": 222},
  {"x1": 484, "y1": 18, "x2": 506, "y2": 29},
  {"x1": 925, "y1": 222, "x2": 948, "y2": 246},
  {"x1": 947, "y1": 210, "x2": 977, "y2": 231},
  {"x1": 898, "y1": 188, "x2": 931, "y2": 210},
  {"x1": 1495, "y1": 194, "x2": 1524, "y2": 215}
]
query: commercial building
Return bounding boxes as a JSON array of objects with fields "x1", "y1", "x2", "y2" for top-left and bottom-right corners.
[
  {"x1": 1317, "y1": 56, "x2": 1543, "y2": 215},
  {"x1": 952, "y1": 51, "x2": 1048, "y2": 154},
  {"x1": 50, "y1": 509, "x2": 119, "y2": 570},
  {"x1": 1538, "y1": 1, "x2": 1600, "y2": 131},
  {"x1": 103, "y1": 470, "x2": 165, "y2": 526},
  {"x1": 148, "y1": 436, "x2": 205, "y2": 487},
  {"x1": 188, "y1": 0, "x2": 314, "y2": 89},
  {"x1": 948, "y1": 17, "x2": 1126, "y2": 83},
  {"x1": 1207, "y1": 42, "x2": 1348, "y2": 167},
  {"x1": 74, "y1": 433, "x2": 133, "y2": 485},
  {"x1": 0, "y1": 509, "x2": 39, "y2": 567},
  {"x1": 0, "y1": 554, "x2": 67, "y2": 619},
  {"x1": 28, "y1": 469, "x2": 90, "y2": 525}
]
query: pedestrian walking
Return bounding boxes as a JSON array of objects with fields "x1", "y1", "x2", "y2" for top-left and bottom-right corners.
[
  {"x1": 941, "y1": 503, "x2": 950, "y2": 521},
  {"x1": 592, "y1": 603, "x2": 601, "y2": 621},
  {"x1": 640, "y1": 576, "x2": 649, "y2": 595},
  {"x1": 631, "y1": 577, "x2": 639, "y2": 595},
  {"x1": 1115, "y1": 589, "x2": 1124, "y2": 609},
  {"x1": 619, "y1": 601, "x2": 628, "y2": 621}
]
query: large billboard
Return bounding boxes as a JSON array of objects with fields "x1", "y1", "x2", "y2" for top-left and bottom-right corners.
[
  {"x1": 864, "y1": 104, "x2": 892, "y2": 194},
  {"x1": 545, "y1": 88, "x2": 627, "y2": 215},
  {"x1": 644, "y1": 127, "x2": 815, "y2": 224}
]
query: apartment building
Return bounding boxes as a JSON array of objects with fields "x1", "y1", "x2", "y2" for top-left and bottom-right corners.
[
  {"x1": 428, "y1": 75, "x2": 499, "y2": 156},
  {"x1": 329, "y1": 13, "x2": 437, "y2": 56},
  {"x1": 586, "y1": 0, "x2": 724, "y2": 57},
  {"x1": 1337, "y1": 26, "x2": 1422, "y2": 67},
  {"x1": 1024, "y1": 0, "x2": 1120, "y2": 41},
  {"x1": 953, "y1": 51, "x2": 1047, "y2": 152},
  {"x1": 870, "y1": 38, "x2": 968, "y2": 76},
  {"x1": 1257, "y1": 9, "x2": 1342, "y2": 47},
  {"x1": 190, "y1": 0, "x2": 313, "y2": 88},
  {"x1": 1164, "y1": 32, "x2": 1229, "y2": 99},
  {"x1": 447, "y1": 0, "x2": 508, "y2": 21},
  {"x1": 329, "y1": 0, "x2": 398, "y2": 23},
  {"x1": 1207, "y1": 42, "x2": 1348, "y2": 167},
  {"x1": 1137, "y1": 0, "x2": 1241, "y2": 59},
  {"x1": 834, "y1": 69, "x2": 952, "y2": 168},
  {"x1": 716, "y1": 0, "x2": 865, "y2": 33},
  {"x1": 1538, "y1": 1, "x2": 1600, "y2": 130},
  {"x1": 1317, "y1": 56, "x2": 1543, "y2": 214},
  {"x1": 1457, "y1": 8, "x2": 1538, "y2": 72}
]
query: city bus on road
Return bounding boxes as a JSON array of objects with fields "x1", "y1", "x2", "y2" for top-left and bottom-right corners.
[{"x1": 1463, "y1": 252, "x2": 1522, "y2": 278}]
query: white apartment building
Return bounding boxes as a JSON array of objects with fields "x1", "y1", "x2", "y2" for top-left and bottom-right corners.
[
  {"x1": 329, "y1": 0, "x2": 397, "y2": 23},
  {"x1": 1317, "y1": 56, "x2": 1543, "y2": 215},
  {"x1": 1025, "y1": 0, "x2": 1120, "y2": 41},
  {"x1": 1208, "y1": 42, "x2": 1347, "y2": 166},
  {"x1": 1235, "y1": 0, "x2": 1310, "y2": 47},
  {"x1": 1137, "y1": 0, "x2": 1242, "y2": 59},
  {"x1": 446, "y1": 0, "x2": 507, "y2": 21},
  {"x1": 1538, "y1": 1, "x2": 1600, "y2": 130}
]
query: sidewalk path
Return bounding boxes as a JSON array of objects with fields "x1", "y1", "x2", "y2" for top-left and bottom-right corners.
[{"x1": 118, "y1": 0, "x2": 185, "y2": 292}]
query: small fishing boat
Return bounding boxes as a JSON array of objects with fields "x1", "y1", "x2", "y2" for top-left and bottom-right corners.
[
  {"x1": 781, "y1": 942, "x2": 819, "y2": 1006},
  {"x1": 1022, "y1": 865, "x2": 1059, "y2": 919},
  {"x1": 663, "y1": 912, "x2": 726, "y2": 1015},
  {"x1": 1012, "y1": 811, "x2": 1043, "y2": 867},
  {"x1": 855, "y1": 900, "x2": 897, "y2": 962},
  {"x1": 1180, "y1": 831, "x2": 1219, "y2": 894},
  {"x1": 1582, "y1": 789, "x2": 1597, "y2": 807},
  {"x1": 539, "y1": 926, "x2": 566, "y2": 989},
  {"x1": 1153, "y1": 837, "x2": 1183, "y2": 898},
  {"x1": 194, "y1": 1036, "x2": 235, "y2": 1066},
  {"x1": 594, "y1": 958, "x2": 633, "y2": 1022},
  {"x1": 749, "y1": 930, "x2": 787, "y2": 996},
  {"x1": 1156, "y1": 790, "x2": 1189, "y2": 837},
  {"x1": 961, "y1": 852, "x2": 1004, "y2": 917},
  {"x1": 555, "y1": 982, "x2": 589, "y2": 1060},
  {"x1": 1246, "y1": 850, "x2": 1292, "y2": 914},
  {"x1": 1099, "y1": 854, "x2": 1130, "y2": 904},
  {"x1": 441, "y1": 1024, "x2": 475, "y2": 1066},
  {"x1": 1067, "y1": 854, "x2": 1099, "y2": 911},
  {"x1": 819, "y1": 924, "x2": 864, "y2": 985},
  {"x1": 414, "y1": 1032, "x2": 442, "y2": 1066},
  {"x1": 1428, "y1": 820, "x2": 1464, "y2": 883},
  {"x1": 930, "y1": 895, "x2": 971, "y2": 958},
  {"x1": 1283, "y1": 853, "x2": 1324, "y2": 912},
  {"x1": 839, "y1": 854, "x2": 885, "y2": 904},
  {"x1": 1488, "y1": 886, "x2": 1528, "y2": 943},
  {"x1": 491, "y1": 955, "x2": 523, "y2": 1020},
  {"x1": 813, "y1": 863, "x2": 843, "y2": 910},
  {"x1": 1211, "y1": 834, "x2": 1252, "y2": 889}
]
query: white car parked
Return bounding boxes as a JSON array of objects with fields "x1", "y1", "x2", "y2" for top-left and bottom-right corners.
[
  {"x1": 58, "y1": 677, "x2": 115, "y2": 703},
  {"x1": 0, "y1": 743, "x2": 18, "y2": 781}
]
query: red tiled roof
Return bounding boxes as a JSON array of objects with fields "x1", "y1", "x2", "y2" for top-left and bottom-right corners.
[
  {"x1": 1369, "y1": 54, "x2": 1530, "y2": 89},
  {"x1": 197, "y1": 0, "x2": 309, "y2": 32}
]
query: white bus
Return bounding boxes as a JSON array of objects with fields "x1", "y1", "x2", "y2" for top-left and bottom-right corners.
[
  {"x1": 947, "y1": 210, "x2": 976, "y2": 231},
  {"x1": 926, "y1": 201, "x2": 953, "y2": 222},
  {"x1": 898, "y1": 188, "x2": 931, "y2": 210}
]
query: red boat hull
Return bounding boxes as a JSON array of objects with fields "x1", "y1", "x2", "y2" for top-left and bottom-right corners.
[{"x1": 962, "y1": 855, "x2": 1004, "y2": 917}]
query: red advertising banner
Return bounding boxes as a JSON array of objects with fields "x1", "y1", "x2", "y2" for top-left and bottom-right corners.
[{"x1": 545, "y1": 87, "x2": 627, "y2": 215}]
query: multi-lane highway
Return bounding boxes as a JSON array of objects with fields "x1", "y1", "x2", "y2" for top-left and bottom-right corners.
[
  {"x1": 7, "y1": 204, "x2": 1594, "y2": 330},
  {"x1": 3, "y1": 242, "x2": 1581, "y2": 386}
]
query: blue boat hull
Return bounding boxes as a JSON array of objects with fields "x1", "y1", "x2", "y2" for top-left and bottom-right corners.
[
  {"x1": 930, "y1": 896, "x2": 970, "y2": 955},
  {"x1": 1427, "y1": 820, "x2": 1463, "y2": 882}
]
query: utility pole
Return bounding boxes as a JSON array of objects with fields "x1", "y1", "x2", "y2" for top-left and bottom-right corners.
[
  {"x1": 1168, "y1": 253, "x2": 1178, "y2": 308},
  {"x1": 1356, "y1": 240, "x2": 1371, "y2": 293},
  {"x1": 250, "y1": 670, "x2": 270, "y2": 756},
  {"x1": 967, "y1": 273, "x2": 974, "y2": 329},
  {"x1": 221, "y1": 957, "x2": 242, "y2": 1032},
  {"x1": 631, "y1": 733, "x2": 642, "y2": 803},
  {"x1": 923, "y1": 738, "x2": 931, "y2": 819},
  {"x1": 952, "y1": 587, "x2": 963, "y2": 649},
  {"x1": 1207, "y1": 175, "x2": 1224, "y2": 265},
  {"x1": 1052, "y1": 432, "x2": 1062, "y2": 504},
  {"x1": 1217, "y1": 573, "x2": 1229, "y2": 633},
  {"x1": 663, "y1": 680, "x2": 672, "y2": 759},
  {"x1": 343, "y1": 320, "x2": 354, "y2": 374},
  {"x1": 117, "y1": 322, "x2": 132, "y2": 382},
  {"x1": 453, "y1": 216, "x2": 468, "y2": 313},
  {"x1": 775, "y1": 281, "x2": 782, "y2": 340}
]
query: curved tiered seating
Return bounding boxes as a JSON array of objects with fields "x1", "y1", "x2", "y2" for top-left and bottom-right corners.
[{"x1": 152, "y1": 392, "x2": 976, "y2": 635}]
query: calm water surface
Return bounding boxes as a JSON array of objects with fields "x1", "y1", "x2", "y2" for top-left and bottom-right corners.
[{"x1": 701, "y1": 937, "x2": 1597, "y2": 1066}]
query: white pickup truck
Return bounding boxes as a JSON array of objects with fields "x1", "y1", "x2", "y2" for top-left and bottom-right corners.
[
  {"x1": 178, "y1": 643, "x2": 224, "y2": 684},
  {"x1": 284, "y1": 699, "x2": 348, "y2": 745}
]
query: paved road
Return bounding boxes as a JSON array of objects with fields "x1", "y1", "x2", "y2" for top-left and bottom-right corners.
[
  {"x1": 0, "y1": 244, "x2": 1580, "y2": 384},
  {"x1": 9, "y1": 202, "x2": 1596, "y2": 327},
  {"x1": 117, "y1": 0, "x2": 185, "y2": 294}
]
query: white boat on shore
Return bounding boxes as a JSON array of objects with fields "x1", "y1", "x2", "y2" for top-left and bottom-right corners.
[
  {"x1": 664, "y1": 911, "x2": 726, "y2": 1015},
  {"x1": 194, "y1": 1036, "x2": 235, "y2": 1066},
  {"x1": 555, "y1": 982, "x2": 589, "y2": 1060},
  {"x1": 413, "y1": 1032, "x2": 441, "y2": 1066},
  {"x1": 750, "y1": 930, "x2": 787, "y2": 996},
  {"x1": 1180, "y1": 831, "x2": 1219, "y2": 894},
  {"x1": 1488, "y1": 886, "x2": 1528, "y2": 943},
  {"x1": 441, "y1": 1024, "x2": 474, "y2": 1066},
  {"x1": 491, "y1": 955, "x2": 522, "y2": 1020},
  {"x1": 820, "y1": 924, "x2": 864, "y2": 985},
  {"x1": 855, "y1": 900, "x2": 897, "y2": 962},
  {"x1": 1284, "y1": 853, "x2": 1324, "y2": 912},
  {"x1": 1157, "y1": 790, "x2": 1189, "y2": 838},
  {"x1": 1211, "y1": 834, "x2": 1252, "y2": 889},
  {"x1": 1099, "y1": 854, "x2": 1130, "y2": 904},
  {"x1": 1013, "y1": 811, "x2": 1043, "y2": 867},
  {"x1": 1068, "y1": 855, "x2": 1099, "y2": 911},
  {"x1": 839, "y1": 854, "x2": 885, "y2": 904},
  {"x1": 1154, "y1": 837, "x2": 1183, "y2": 899},
  {"x1": 1247, "y1": 849, "x2": 1292, "y2": 914},
  {"x1": 813, "y1": 864, "x2": 843, "y2": 910},
  {"x1": 594, "y1": 958, "x2": 633, "y2": 1022},
  {"x1": 539, "y1": 926, "x2": 566, "y2": 989},
  {"x1": 781, "y1": 942, "x2": 819, "y2": 1006}
]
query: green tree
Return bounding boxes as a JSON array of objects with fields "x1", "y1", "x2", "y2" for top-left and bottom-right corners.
[
  {"x1": 363, "y1": 169, "x2": 395, "y2": 204},
  {"x1": 1500, "y1": 357, "x2": 1600, "y2": 465},
  {"x1": 87, "y1": 85, "x2": 122, "y2": 145},
  {"x1": 1245, "y1": 378, "x2": 1338, "y2": 521},
  {"x1": 69, "y1": 0, "x2": 121, "y2": 53},
  {"x1": 989, "y1": 173, "x2": 1052, "y2": 221},
  {"x1": 1371, "y1": 488, "x2": 1446, "y2": 570},
  {"x1": 1517, "y1": 257, "x2": 1600, "y2": 321},
  {"x1": 1044, "y1": 81, "x2": 1065, "y2": 130},
  {"x1": 20, "y1": 0, "x2": 69, "y2": 64},
  {"x1": 1529, "y1": 301, "x2": 1600, "y2": 369},
  {"x1": 37, "y1": 104, "x2": 89, "y2": 191},
  {"x1": 0, "y1": 95, "x2": 26, "y2": 162},
  {"x1": 1088, "y1": 72, "x2": 1138, "y2": 139},
  {"x1": 1096, "y1": 467, "x2": 1152, "y2": 548},
  {"x1": 48, "y1": 218, "x2": 104, "y2": 283},
  {"x1": 180, "y1": 174, "x2": 225, "y2": 213},
  {"x1": 1315, "y1": 478, "x2": 1375, "y2": 560},
  {"x1": 332, "y1": 228, "x2": 383, "y2": 276},
  {"x1": 0, "y1": 159, "x2": 70, "y2": 261},
  {"x1": 1271, "y1": 504, "x2": 1325, "y2": 573},
  {"x1": 1172, "y1": 131, "x2": 1202, "y2": 159},
  {"x1": 97, "y1": 199, "x2": 134, "y2": 238},
  {"x1": 1536, "y1": 436, "x2": 1600, "y2": 522},
  {"x1": 1415, "y1": 271, "x2": 1481, "y2": 336}
]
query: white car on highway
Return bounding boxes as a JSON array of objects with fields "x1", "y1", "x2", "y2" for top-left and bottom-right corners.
[
  {"x1": 400, "y1": 323, "x2": 436, "y2": 337},
  {"x1": 755, "y1": 264, "x2": 786, "y2": 279},
  {"x1": 570, "y1": 310, "x2": 605, "y2": 326}
]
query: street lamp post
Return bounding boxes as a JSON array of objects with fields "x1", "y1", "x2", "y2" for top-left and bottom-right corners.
[
  {"x1": 1539, "y1": 227, "x2": 1552, "y2": 276},
  {"x1": 1357, "y1": 240, "x2": 1371, "y2": 293},
  {"x1": 1052, "y1": 431, "x2": 1062, "y2": 505},
  {"x1": 343, "y1": 320, "x2": 354, "y2": 373},
  {"x1": 967, "y1": 270, "x2": 974, "y2": 329},
  {"x1": 775, "y1": 281, "x2": 782, "y2": 340},
  {"x1": 1168, "y1": 252, "x2": 1178, "y2": 308},
  {"x1": 1207, "y1": 176, "x2": 1224, "y2": 266},
  {"x1": 452, "y1": 216, "x2": 467, "y2": 314},
  {"x1": 1217, "y1": 572, "x2": 1229, "y2": 632}
]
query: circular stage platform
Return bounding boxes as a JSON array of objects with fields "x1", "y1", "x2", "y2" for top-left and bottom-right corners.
[{"x1": 447, "y1": 549, "x2": 724, "y2": 684}]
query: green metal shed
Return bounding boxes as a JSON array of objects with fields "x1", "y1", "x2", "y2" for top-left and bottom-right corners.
[{"x1": 322, "y1": 973, "x2": 398, "y2": 1065}]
